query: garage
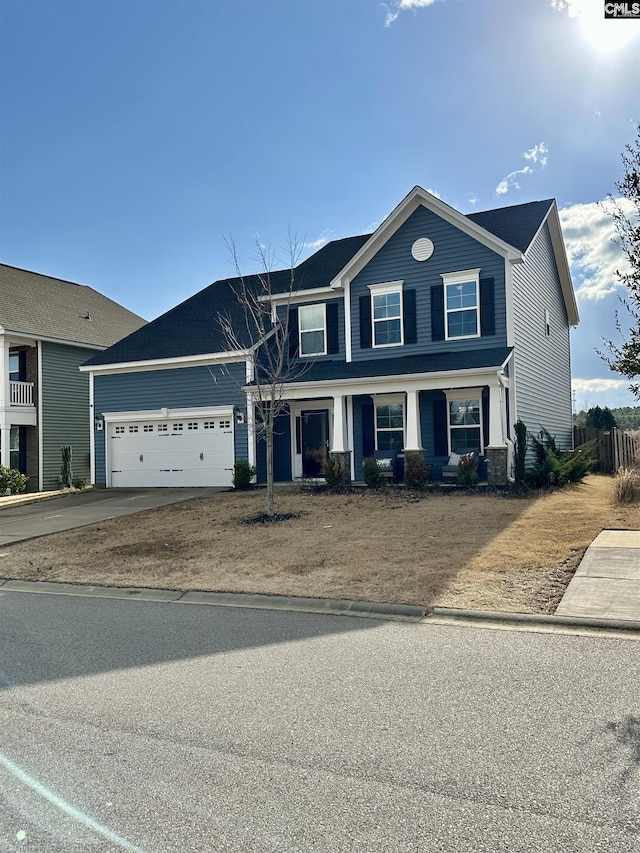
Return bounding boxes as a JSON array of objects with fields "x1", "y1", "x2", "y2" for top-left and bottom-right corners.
[{"x1": 106, "y1": 408, "x2": 235, "y2": 487}]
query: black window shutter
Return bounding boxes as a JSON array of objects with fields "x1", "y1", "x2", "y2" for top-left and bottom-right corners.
[
  {"x1": 326, "y1": 302, "x2": 339, "y2": 354},
  {"x1": 288, "y1": 307, "x2": 299, "y2": 358},
  {"x1": 362, "y1": 402, "x2": 375, "y2": 459},
  {"x1": 18, "y1": 351, "x2": 27, "y2": 381},
  {"x1": 433, "y1": 397, "x2": 448, "y2": 456},
  {"x1": 431, "y1": 285, "x2": 445, "y2": 342},
  {"x1": 482, "y1": 387, "x2": 489, "y2": 451},
  {"x1": 403, "y1": 289, "x2": 417, "y2": 344},
  {"x1": 480, "y1": 277, "x2": 495, "y2": 336},
  {"x1": 359, "y1": 295, "x2": 372, "y2": 349}
]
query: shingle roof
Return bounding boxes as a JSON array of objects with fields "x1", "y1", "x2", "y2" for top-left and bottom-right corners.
[
  {"x1": 0, "y1": 264, "x2": 146, "y2": 348},
  {"x1": 278, "y1": 347, "x2": 513, "y2": 384},
  {"x1": 467, "y1": 200, "x2": 553, "y2": 253},
  {"x1": 85, "y1": 197, "x2": 554, "y2": 367}
]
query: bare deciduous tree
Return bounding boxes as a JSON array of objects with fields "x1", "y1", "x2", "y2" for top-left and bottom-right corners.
[{"x1": 217, "y1": 233, "x2": 308, "y2": 517}]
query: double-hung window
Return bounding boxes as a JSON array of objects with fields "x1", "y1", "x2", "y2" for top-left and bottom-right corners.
[
  {"x1": 442, "y1": 269, "x2": 480, "y2": 340},
  {"x1": 375, "y1": 397, "x2": 405, "y2": 451},
  {"x1": 446, "y1": 390, "x2": 483, "y2": 454},
  {"x1": 299, "y1": 304, "x2": 326, "y2": 357},
  {"x1": 369, "y1": 282, "x2": 403, "y2": 348}
]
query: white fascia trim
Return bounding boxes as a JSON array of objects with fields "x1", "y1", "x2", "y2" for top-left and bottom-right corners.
[
  {"x1": 102, "y1": 405, "x2": 235, "y2": 423},
  {"x1": 257, "y1": 363, "x2": 511, "y2": 400},
  {"x1": 344, "y1": 280, "x2": 352, "y2": 363},
  {"x1": 505, "y1": 260, "x2": 515, "y2": 348},
  {"x1": 81, "y1": 349, "x2": 252, "y2": 375},
  {"x1": 546, "y1": 203, "x2": 579, "y2": 327},
  {"x1": 3, "y1": 330, "x2": 105, "y2": 351},
  {"x1": 262, "y1": 286, "x2": 342, "y2": 306},
  {"x1": 330, "y1": 186, "x2": 523, "y2": 289}
]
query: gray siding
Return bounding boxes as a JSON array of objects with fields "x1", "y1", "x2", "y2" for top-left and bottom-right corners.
[
  {"x1": 351, "y1": 205, "x2": 507, "y2": 360},
  {"x1": 93, "y1": 362, "x2": 248, "y2": 484},
  {"x1": 512, "y1": 221, "x2": 573, "y2": 450},
  {"x1": 41, "y1": 342, "x2": 95, "y2": 490}
]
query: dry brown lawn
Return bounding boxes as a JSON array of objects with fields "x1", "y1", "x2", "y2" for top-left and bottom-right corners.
[{"x1": 1, "y1": 475, "x2": 638, "y2": 614}]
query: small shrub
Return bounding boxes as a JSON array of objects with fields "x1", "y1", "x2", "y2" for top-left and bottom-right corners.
[
  {"x1": 60, "y1": 445, "x2": 73, "y2": 488},
  {"x1": 362, "y1": 457, "x2": 383, "y2": 488},
  {"x1": 404, "y1": 453, "x2": 429, "y2": 490},
  {"x1": 457, "y1": 452, "x2": 479, "y2": 487},
  {"x1": 72, "y1": 477, "x2": 88, "y2": 490},
  {"x1": 613, "y1": 467, "x2": 640, "y2": 504},
  {"x1": 513, "y1": 420, "x2": 527, "y2": 485},
  {"x1": 0, "y1": 465, "x2": 28, "y2": 495},
  {"x1": 324, "y1": 455, "x2": 345, "y2": 489},
  {"x1": 526, "y1": 429, "x2": 594, "y2": 488},
  {"x1": 232, "y1": 460, "x2": 256, "y2": 489}
]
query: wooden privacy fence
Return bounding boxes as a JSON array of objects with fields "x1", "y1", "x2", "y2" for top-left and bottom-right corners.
[{"x1": 573, "y1": 427, "x2": 640, "y2": 474}]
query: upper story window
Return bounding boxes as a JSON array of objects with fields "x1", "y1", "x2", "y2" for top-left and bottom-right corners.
[
  {"x1": 442, "y1": 269, "x2": 481, "y2": 340},
  {"x1": 369, "y1": 281, "x2": 403, "y2": 348},
  {"x1": 299, "y1": 304, "x2": 327, "y2": 357}
]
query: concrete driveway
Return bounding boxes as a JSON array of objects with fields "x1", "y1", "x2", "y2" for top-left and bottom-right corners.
[{"x1": 0, "y1": 488, "x2": 225, "y2": 545}]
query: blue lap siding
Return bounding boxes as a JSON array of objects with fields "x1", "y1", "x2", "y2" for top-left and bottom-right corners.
[
  {"x1": 351, "y1": 205, "x2": 507, "y2": 361},
  {"x1": 93, "y1": 362, "x2": 247, "y2": 484}
]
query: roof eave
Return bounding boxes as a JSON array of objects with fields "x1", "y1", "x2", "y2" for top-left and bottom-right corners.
[{"x1": 544, "y1": 201, "x2": 580, "y2": 327}]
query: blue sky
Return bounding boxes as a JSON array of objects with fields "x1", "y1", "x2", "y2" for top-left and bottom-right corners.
[{"x1": 1, "y1": 0, "x2": 639, "y2": 410}]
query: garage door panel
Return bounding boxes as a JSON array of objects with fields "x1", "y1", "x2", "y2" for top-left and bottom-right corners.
[{"x1": 108, "y1": 415, "x2": 234, "y2": 487}]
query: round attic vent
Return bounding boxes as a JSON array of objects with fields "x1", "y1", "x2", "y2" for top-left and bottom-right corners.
[{"x1": 411, "y1": 237, "x2": 434, "y2": 262}]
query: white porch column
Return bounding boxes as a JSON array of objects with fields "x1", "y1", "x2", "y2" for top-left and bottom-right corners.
[
  {"x1": 0, "y1": 338, "x2": 10, "y2": 469},
  {"x1": 404, "y1": 389, "x2": 422, "y2": 451},
  {"x1": 0, "y1": 337, "x2": 9, "y2": 412},
  {"x1": 487, "y1": 382, "x2": 505, "y2": 446},
  {"x1": 331, "y1": 394, "x2": 347, "y2": 452}
]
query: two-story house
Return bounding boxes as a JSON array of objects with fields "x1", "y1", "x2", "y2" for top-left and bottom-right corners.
[
  {"x1": 83, "y1": 187, "x2": 578, "y2": 488},
  {"x1": 0, "y1": 264, "x2": 145, "y2": 490}
]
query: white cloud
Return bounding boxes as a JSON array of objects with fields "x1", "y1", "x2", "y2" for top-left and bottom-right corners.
[
  {"x1": 495, "y1": 166, "x2": 532, "y2": 196},
  {"x1": 523, "y1": 142, "x2": 548, "y2": 167},
  {"x1": 426, "y1": 187, "x2": 441, "y2": 199},
  {"x1": 302, "y1": 230, "x2": 334, "y2": 253},
  {"x1": 558, "y1": 198, "x2": 633, "y2": 301},
  {"x1": 383, "y1": 0, "x2": 437, "y2": 28},
  {"x1": 495, "y1": 142, "x2": 547, "y2": 196},
  {"x1": 572, "y1": 377, "x2": 626, "y2": 393}
]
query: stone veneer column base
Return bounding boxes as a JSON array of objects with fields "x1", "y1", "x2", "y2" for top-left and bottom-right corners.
[
  {"x1": 486, "y1": 446, "x2": 508, "y2": 486},
  {"x1": 329, "y1": 451, "x2": 352, "y2": 485}
]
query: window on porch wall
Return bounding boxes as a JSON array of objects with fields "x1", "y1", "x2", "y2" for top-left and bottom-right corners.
[
  {"x1": 448, "y1": 399, "x2": 482, "y2": 454},
  {"x1": 376, "y1": 404, "x2": 404, "y2": 451}
]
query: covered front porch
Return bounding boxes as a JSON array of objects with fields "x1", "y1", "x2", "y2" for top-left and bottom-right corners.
[{"x1": 251, "y1": 361, "x2": 513, "y2": 486}]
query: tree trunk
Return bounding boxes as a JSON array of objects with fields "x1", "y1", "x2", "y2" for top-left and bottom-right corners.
[{"x1": 266, "y1": 422, "x2": 275, "y2": 517}]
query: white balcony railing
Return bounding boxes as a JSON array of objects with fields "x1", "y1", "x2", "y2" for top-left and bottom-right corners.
[{"x1": 10, "y1": 380, "x2": 34, "y2": 407}]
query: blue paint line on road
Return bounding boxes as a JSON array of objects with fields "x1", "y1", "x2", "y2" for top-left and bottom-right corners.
[{"x1": 0, "y1": 752, "x2": 146, "y2": 853}]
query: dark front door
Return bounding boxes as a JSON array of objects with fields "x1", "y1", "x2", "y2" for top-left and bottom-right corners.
[{"x1": 302, "y1": 410, "x2": 329, "y2": 477}]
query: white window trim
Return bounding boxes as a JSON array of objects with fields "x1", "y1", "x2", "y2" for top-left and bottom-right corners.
[
  {"x1": 444, "y1": 387, "x2": 484, "y2": 454},
  {"x1": 368, "y1": 281, "x2": 404, "y2": 349},
  {"x1": 441, "y1": 268, "x2": 481, "y2": 342},
  {"x1": 372, "y1": 393, "x2": 405, "y2": 451},
  {"x1": 298, "y1": 303, "x2": 327, "y2": 358}
]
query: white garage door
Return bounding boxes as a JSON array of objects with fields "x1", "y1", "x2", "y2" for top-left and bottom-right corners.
[{"x1": 108, "y1": 415, "x2": 234, "y2": 487}]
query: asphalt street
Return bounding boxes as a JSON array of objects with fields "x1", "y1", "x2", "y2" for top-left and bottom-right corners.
[{"x1": 1, "y1": 591, "x2": 639, "y2": 852}]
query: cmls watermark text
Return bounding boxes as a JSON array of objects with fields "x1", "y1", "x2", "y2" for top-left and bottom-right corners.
[{"x1": 604, "y1": 2, "x2": 640, "y2": 17}]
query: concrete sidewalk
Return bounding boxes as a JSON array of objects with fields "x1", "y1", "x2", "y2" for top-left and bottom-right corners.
[{"x1": 556, "y1": 530, "x2": 640, "y2": 622}]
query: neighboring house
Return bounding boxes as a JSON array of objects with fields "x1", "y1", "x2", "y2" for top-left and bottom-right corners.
[
  {"x1": 83, "y1": 187, "x2": 578, "y2": 488},
  {"x1": 0, "y1": 265, "x2": 145, "y2": 490}
]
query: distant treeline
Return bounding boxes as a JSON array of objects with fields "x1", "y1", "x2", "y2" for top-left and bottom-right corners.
[{"x1": 573, "y1": 406, "x2": 640, "y2": 430}]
